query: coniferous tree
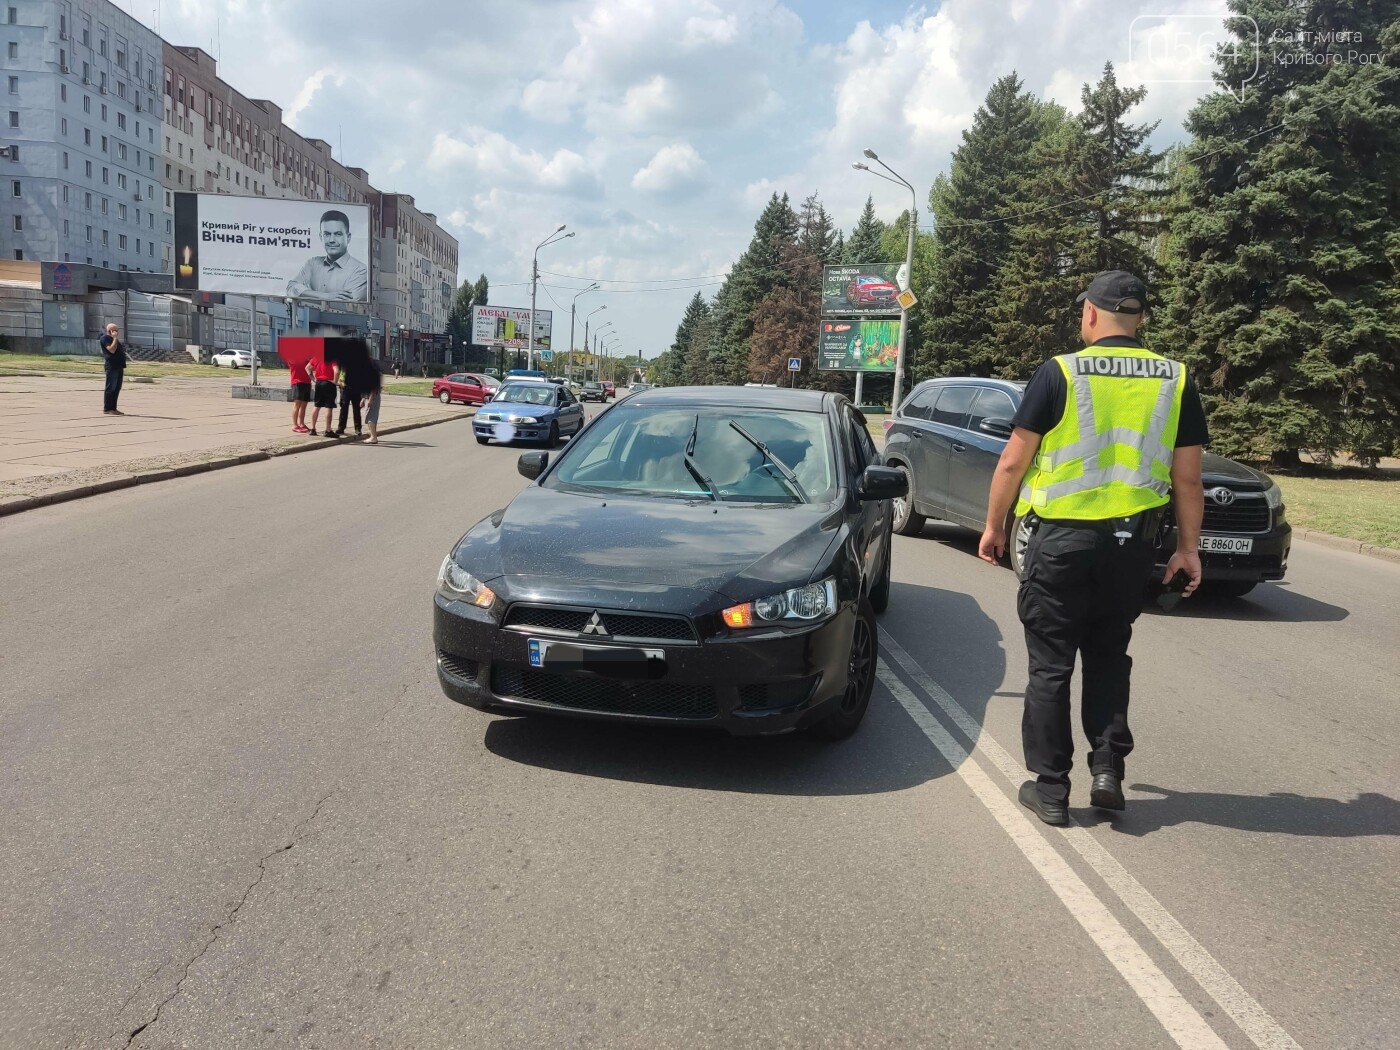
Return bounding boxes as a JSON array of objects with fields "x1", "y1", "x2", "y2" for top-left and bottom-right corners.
[
  {"x1": 709, "y1": 193, "x2": 799, "y2": 384},
  {"x1": 750, "y1": 193, "x2": 830, "y2": 384},
  {"x1": 923, "y1": 74, "x2": 1061, "y2": 379},
  {"x1": 662, "y1": 291, "x2": 712, "y2": 386},
  {"x1": 1158, "y1": 1, "x2": 1400, "y2": 466},
  {"x1": 843, "y1": 196, "x2": 888, "y2": 265}
]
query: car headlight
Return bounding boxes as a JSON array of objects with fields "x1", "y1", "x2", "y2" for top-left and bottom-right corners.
[
  {"x1": 436, "y1": 555, "x2": 496, "y2": 609},
  {"x1": 1262, "y1": 481, "x2": 1283, "y2": 509},
  {"x1": 722, "y1": 578, "x2": 837, "y2": 629},
  {"x1": 507, "y1": 414, "x2": 538, "y2": 424}
]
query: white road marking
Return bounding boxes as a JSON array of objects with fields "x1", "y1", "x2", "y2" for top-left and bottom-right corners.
[
  {"x1": 879, "y1": 629, "x2": 1303, "y2": 1050},
  {"x1": 877, "y1": 661, "x2": 1230, "y2": 1049}
]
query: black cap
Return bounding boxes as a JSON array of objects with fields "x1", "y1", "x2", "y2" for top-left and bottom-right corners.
[{"x1": 1076, "y1": 270, "x2": 1147, "y2": 313}]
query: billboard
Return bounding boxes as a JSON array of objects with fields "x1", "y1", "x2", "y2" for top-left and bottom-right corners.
[
  {"x1": 822, "y1": 263, "x2": 901, "y2": 317},
  {"x1": 818, "y1": 319, "x2": 900, "y2": 372},
  {"x1": 173, "y1": 193, "x2": 372, "y2": 302},
  {"x1": 471, "y1": 305, "x2": 553, "y2": 349}
]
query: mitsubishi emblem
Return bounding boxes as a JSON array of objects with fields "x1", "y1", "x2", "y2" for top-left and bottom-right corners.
[
  {"x1": 582, "y1": 611, "x2": 608, "y2": 636},
  {"x1": 1209, "y1": 487, "x2": 1236, "y2": 506}
]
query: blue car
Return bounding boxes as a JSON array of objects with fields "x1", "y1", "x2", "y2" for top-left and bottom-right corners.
[{"x1": 474, "y1": 380, "x2": 586, "y2": 447}]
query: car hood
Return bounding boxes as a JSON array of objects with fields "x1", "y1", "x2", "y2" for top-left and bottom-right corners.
[
  {"x1": 455, "y1": 486, "x2": 844, "y2": 605},
  {"x1": 479, "y1": 398, "x2": 557, "y2": 415},
  {"x1": 1201, "y1": 452, "x2": 1272, "y2": 491}
]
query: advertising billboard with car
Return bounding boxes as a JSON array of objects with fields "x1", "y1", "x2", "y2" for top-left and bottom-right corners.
[
  {"x1": 173, "y1": 193, "x2": 372, "y2": 302},
  {"x1": 821, "y1": 264, "x2": 901, "y2": 317},
  {"x1": 818, "y1": 320, "x2": 899, "y2": 371},
  {"x1": 471, "y1": 305, "x2": 553, "y2": 349}
]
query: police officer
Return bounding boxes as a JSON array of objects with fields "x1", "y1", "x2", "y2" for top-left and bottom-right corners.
[{"x1": 979, "y1": 271, "x2": 1209, "y2": 826}]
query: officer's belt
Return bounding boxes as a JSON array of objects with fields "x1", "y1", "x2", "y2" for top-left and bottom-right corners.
[{"x1": 1031, "y1": 505, "x2": 1168, "y2": 540}]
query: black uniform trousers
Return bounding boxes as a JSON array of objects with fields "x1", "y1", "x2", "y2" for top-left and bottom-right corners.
[
  {"x1": 103, "y1": 364, "x2": 124, "y2": 412},
  {"x1": 1018, "y1": 519, "x2": 1155, "y2": 804},
  {"x1": 337, "y1": 390, "x2": 362, "y2": 433}
]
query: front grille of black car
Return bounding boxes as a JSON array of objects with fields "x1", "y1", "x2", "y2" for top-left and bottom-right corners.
[
  {"x1": 438, "y1": 652, "x2": 480, "y2": 683},
  {"x1": 738, "y1": 677, "x2": 820, "y2": 711},
  {"x1": 503, "y1": 605, "x2": 697, "y2": 643},
  {"x1": 491, "y1": 667, "x2": 717, "y2": 719},
  {"x1": 1166, "y1": 497, "x2": 1271, "y2": 535}
]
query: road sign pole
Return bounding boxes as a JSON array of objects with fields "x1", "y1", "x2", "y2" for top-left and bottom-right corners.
[{"x1": 854, "y1": 370, "x2": 864, "y2": 407}]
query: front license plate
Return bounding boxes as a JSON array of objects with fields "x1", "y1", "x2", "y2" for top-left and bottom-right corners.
[
  {"x1": 1199, "y1": 535, "x2": 1254, "y2": 554},
  {"x1": 529, "y1": 638, "x2": 666, "y2": 678}
]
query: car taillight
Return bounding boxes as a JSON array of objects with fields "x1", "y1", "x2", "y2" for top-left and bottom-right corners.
[{"x1": 882, "y1": 419, "x2": 894, "y2": 433}]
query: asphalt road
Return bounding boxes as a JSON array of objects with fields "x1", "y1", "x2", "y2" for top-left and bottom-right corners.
[{"x1": 2, "y1": 409, "x2": 1396, "y2": 1050}]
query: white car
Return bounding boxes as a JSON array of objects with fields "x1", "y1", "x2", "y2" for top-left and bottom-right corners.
[{"x1": 211, "y1": 349, "x2": 254, "y2": 368}]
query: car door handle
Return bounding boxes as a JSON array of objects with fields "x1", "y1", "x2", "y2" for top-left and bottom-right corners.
[{"x1": 951, "y1": 442, "x2": 967, "y2": 453}]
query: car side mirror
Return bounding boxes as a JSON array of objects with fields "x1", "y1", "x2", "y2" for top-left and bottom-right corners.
[
  {"x1": 858, "y1": 464, "x2": 907, "y2": 502},
  {"x1": 518, "y1": 451, "x2": 549, "y2": 480},
  {"x1": 979, "y1": 417, "x2": 1014, "y2": 439}
]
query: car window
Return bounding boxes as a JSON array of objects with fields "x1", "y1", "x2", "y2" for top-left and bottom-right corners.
[
  {"x1": 547, "y1": 406, "x2": 837, "y2": 504},
  {"x1": 902, "y1": 386, "x2": 939, "y2": 420},
  {"x1": 497, "y1": 383, "x2": 556, "y2": 406},
  {"x1": 931, "y1": 386, "x2": 977, "y2": 429},
  {"x1": 967, "y1": 387, "x2": 1017, "y2": 432}
]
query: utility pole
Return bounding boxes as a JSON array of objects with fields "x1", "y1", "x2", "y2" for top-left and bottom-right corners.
[{"x1": 529, "y1": 225, "x2": 572, "y2": 370}]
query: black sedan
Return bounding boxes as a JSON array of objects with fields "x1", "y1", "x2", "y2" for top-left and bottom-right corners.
[
  {"x1": 434, "y1": 387, "x2": 906, "y2": 738},
  {"x1": 881, "y1": 377, "x2": 1291, "y2": 596}
]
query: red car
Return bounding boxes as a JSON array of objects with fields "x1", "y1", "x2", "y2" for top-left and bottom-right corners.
[
  {"x1": 847, "y1": 274, "x2": 898, "y2": 307},
  {"x1": 433, "y1": 373, "x2": 498, "y2": 406},
  {"x1": 601, "y1": 381, "x2": 616, "y2": 400}
]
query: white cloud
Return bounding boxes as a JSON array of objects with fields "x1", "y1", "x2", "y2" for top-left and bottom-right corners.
[
  {"x1": 632, "y1": 142, "x2": 708, "y2": 195},
  {"x1": 146, "y1": 0, "x2": 1232, "y2": 356},
  {"x1": 427, "y1": 130, "x2": 604, "y2": 199}
]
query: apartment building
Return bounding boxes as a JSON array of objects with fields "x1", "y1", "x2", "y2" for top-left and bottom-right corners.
[
  {"x1": 379, "y1": 192, "x2": 457, "y2": 351},
  {"x1": 2, "y1": 0, "x2": 460, "y2": 351},
  {"x1": 2, "y1": 0, "x2": 164, "y2": 270}
]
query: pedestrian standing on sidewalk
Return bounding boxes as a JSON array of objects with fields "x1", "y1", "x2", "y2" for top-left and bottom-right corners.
[
  {"x1": 978, "y1": 271, "x2": 1207, "y2": 827},
  {"x1": 289, "y1": 355, "x2": 312, "y2": 433},
  {"x1": 99, "y1": 323, "x2": 127, "y2": 415},
  {"x1": 360, "y1": 358, "x2": 383, "y2": 444},
  {"x1": 309, "y1": 354, "x2": 338, "y2": 437},
  {"x1": 334, "y1": 359, "x2": 362, "y2": 438}
]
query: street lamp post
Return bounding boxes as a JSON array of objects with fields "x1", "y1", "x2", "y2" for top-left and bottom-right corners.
[
  {"x1": 583, "y1": 306, "x2": 607, "y2": 381},
  {"x1": 852, "y1": 147, "x2": 918, "y2": 413},
  {"x1": 529, "y1": 225, "x2": 573, "y2": 371},
  {"x1": 568, "y1": 283, "x2": 600, "y2": 381}
]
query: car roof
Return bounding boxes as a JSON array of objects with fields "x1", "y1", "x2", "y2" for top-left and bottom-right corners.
[
  {"x1": 624, "y1": 385, "x2": 834, "y2": 412},
  {"x1": 912, "y1": 376, "x2": 1027, "y2": 394}
]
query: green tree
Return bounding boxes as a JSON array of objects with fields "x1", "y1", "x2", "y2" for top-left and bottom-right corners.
[
  {"x1": 923, "y1": 73, "x2": 1062, "y2": 379},
  {"x1": 749, "y1": 193, "x2": 831, "y2": 385},
  {"x1": 708, "y1": 192, "x2": 799, "y2": 384},
  {"x1": 1077, "y1": 62, "x2": 1170, "y2": 279},
  {"x1": 661, "y1": 291, "x2": 712, "y2": 386},
  {"x1": 1158, "y1": 1, "x2": 1400, "y2": 466},
  {"x1": 843, "y1": 196, "x2": 888, "y2": 265}
]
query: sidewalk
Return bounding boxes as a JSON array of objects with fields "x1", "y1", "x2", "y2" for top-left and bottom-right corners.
[{"x1": 0, "y1": 373, "x2": 472, "y2": 512}]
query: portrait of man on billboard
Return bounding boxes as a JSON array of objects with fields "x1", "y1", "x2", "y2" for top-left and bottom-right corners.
[{"x1": 287, "y1": 209, "x2": 368, "y2": 302}]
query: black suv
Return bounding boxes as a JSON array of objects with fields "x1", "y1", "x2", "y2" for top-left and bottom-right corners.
[{"x1": 881, "y1": 377, "x2": 1291, "y2": 597}]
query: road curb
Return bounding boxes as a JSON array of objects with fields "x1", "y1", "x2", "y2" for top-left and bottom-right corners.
[
  {"x1": 1295, "y1": 527, "x2": 1400, "y2": 564},
  {"x1": 0, "y1": 410, "x2": 471, "y2": 519}
]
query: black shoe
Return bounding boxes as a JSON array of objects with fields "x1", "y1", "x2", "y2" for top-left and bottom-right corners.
[
  {"x1": 1019, "y1": 781, "x2": 1069, "y2": 827},
  {"x1": 325, "y1": 430, "x2": 340, "y2": 439},
  {"x1": 1090, "y1": 773, "x2": 1126, "y2": 811}
]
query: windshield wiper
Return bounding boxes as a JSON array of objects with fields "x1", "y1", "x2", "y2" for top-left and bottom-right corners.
[
  {"x1": 684, "y1": 413, "x2": 720, "y2": 501},
  {"x1": 727, "y1": 421, "x2": 809, "y2": 503}
]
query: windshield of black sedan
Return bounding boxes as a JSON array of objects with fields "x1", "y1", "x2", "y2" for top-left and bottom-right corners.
[{"x1": 546, "y1": 406, "x2": 836, "y2": 503}]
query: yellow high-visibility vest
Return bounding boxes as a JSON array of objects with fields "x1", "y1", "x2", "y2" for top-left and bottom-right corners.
[{"x1": 1015, "y1": 346, "x2": 1185, "y2": 521}]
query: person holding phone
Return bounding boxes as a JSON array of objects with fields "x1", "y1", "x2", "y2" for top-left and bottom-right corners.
[
  {"x1": 978, "y1": 271, "x2": 1207, "y2": 826},
  {"x1": 99, "y1": 322, "x2": 127, "y2": 415}
]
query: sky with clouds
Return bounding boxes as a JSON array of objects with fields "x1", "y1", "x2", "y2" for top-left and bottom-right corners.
[{"x1": 144, "y1": 0, "x2": 1235, "y2": 357}]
